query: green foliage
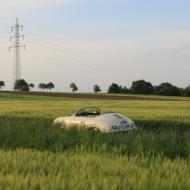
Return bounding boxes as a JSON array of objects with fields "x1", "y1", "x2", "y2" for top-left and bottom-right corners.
[
  {"x1": 0, "y1": 81, "x2": 5, "y2": 90},
  {"x1": 29, "y1": 83, "x2": 34, "y2": 88},
  {"x1": 154, "y1": 83, "x2": 181, "y2": 96},
  {"x1": 93, "y1": 84, "x2": 101, "y2": 93},
  {"x1": 108, "y1": 83, "x2": 120, "y2": 93},
  {"x1": 38, "y1": 82, "x2": 55, "y2": 92},
  {"x1": 131, "y1": 80, "x2": 154, "y2": 94},
  {"x1": 108, "y1": 84, "x2": 129, "y2": 94},
  {"x1": 38, "y1": 83, "x2": 46, "y2": 91},
  {"x1": 46, "y1": 82, "x2": 55, "y2": 91},
  {"x1": 107, "y1": 81, "x2": 184, "y2": 96},
  {"x1": 14, "y1": 79, "x2": 29, "y2": 91},
  {"x1": 184, "y1": 85, "x2": 190, "y2": 96},
  {"x1": 70, "y1": 83, "x2": 78, "y2": 92},
  {"x1": 120, "y1": 86, "x2": 129, "y2": 93}
]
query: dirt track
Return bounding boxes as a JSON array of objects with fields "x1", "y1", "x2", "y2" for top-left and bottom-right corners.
[{"x1": 1, "y1": 91, "x2": 180, "y2": 101}]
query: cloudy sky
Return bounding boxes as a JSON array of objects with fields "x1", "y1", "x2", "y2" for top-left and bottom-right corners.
[{"x1": 0, "y1": 0, "x2": 190, "y2": 92}]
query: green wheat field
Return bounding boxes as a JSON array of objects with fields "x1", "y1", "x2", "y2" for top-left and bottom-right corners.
[{"x1": 0, "y1": 93, "x2": 190, "y2": 190}]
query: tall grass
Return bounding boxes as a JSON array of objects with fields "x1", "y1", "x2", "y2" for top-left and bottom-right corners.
[
  {"x1": 0, "y1": 94, "x2": 190, "y2": 189},
  {"x1": 0, "y1": 149, "x2": 189, "y2": 190},
  {"x1": 0, "y1": 116, "x2": 189, "y2": 158}
]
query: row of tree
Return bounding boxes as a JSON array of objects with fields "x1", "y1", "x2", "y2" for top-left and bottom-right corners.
[
  {"x1": 1, "y1": 79, "x2": 190, "y2": 97},
  {"x1": 14, "y1": 80, "x2": 55, "y2": 92},
  {"x1": 38, "y1": 82, "x2": 55, "y2": 92},
  {"x1": 14, "y1": 79, "x2": 34, "y2": 91},
  {"x1": 108, "y1": 80, "x2": 190, "y2": 96},
  {"x1": 0, "y1": 80, "x2": 102, "y2": 93},
  {"x1": 69, "y1": 83, "x2": 101, "y2": 93}
]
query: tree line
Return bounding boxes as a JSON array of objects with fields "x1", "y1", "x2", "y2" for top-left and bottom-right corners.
[
  {"x1": 0, "y1": 79, "x2": 102, "y2": 93},
  {"x1": 14, "y1": 80, "x2": 55, "y2": 92},
  {"x1": 0, "y1": 79, "x2": 190, "y2": 96},
  {"x1": 108, "y1": 80, "x2": 190, "y2": 96}
]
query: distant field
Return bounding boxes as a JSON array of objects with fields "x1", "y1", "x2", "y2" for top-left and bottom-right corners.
[
  {"x1": 0, "y1": 93, "x2": 189, "y2": 189},
  {"x1": 3, "y1": 90, "x2": 189, "y2": 101}
]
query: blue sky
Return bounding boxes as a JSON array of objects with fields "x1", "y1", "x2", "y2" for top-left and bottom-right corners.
[
  {"x1": 0, "y1": 0, "x2": 190, "y2": 91},
  {"x1": 25, "y1": 0, "x2": 190, "y2": 38}
]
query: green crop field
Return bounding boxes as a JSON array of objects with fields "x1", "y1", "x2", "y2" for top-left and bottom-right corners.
[{"x1": 0, "y1": 93, "x2": 190, "y2": 190}]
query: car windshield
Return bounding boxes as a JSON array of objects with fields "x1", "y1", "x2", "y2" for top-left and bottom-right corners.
[{"x1": 75, "y1": 107, "x2": 100, "y2": 117}]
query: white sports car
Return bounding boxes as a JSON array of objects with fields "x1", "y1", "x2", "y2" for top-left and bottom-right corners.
[{"x1": 54, "y1": 107, "x2": 136, "y2": 133}]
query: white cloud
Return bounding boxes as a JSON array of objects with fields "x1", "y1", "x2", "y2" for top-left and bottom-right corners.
[{"x1": 0, "y1": 0, "x2": 83, "y2": 17}]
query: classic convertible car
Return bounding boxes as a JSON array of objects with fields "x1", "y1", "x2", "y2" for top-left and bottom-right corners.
[{"x1": 53, "y1": 107, "x2": 136, "y2": 133}]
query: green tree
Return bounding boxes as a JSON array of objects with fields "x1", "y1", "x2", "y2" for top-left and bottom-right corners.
[
  {"x1": 131, "y1": 80, "x2": 154, "y2": 95},
  {"x1": 119, "y1": 85, "x2": 129, "y2": 94},
  {"x1": 29, "y1": 83, "x2": 35, "y2": 91},
  {"x1": 123, "y1": 86, "x2": 129, "y2": 93},
  {"x1": 0, "y1": 81, "x2": 5, "y2": 90},
  {"x1": 14, "y1": 79, "x2": 29, "y2": 91},
  {"x1": 38, "y1": 83, "x2": 46, "y2": 92},
  {"x1": 184, "y1": 85, "x2": 190, "y2": 97},
  {"x1": 93, "y1": 85, "x2": 101, "y2": 93},
  {"x1": 108, "y1": 83, "x2": 120, "y2": 93},
  {"x1": 154, "y1": 83, "x2": 181, "y2": 96},
  {"x1": 46, "y1": 82, "x2": 55, "y2": 92},
  {"x1": 70, "y1": 83, "x2": 78, "y2": 92}
]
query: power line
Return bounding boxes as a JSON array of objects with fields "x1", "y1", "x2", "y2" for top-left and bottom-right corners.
[{"x1": 9, "y1": 17, "x2": 26, "y2": 90}]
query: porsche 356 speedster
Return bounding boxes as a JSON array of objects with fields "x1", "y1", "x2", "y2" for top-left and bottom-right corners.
[{"x1": 53, "y1": 107, "x2": 136, "y2": 133}]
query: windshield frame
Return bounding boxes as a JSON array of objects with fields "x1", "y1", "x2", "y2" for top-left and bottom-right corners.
[{"x1": 75, "y1": 107, "x2": 100, "y2": 117}]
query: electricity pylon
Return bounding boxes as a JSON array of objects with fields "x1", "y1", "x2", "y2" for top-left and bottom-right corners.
[{"x1": 9, "y1": 17, "x2": 26, "y2": 90}]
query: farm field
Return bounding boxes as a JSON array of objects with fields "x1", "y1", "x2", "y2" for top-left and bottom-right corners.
[
  {"x1": 4, "y1": 90, "x2": 190, "y2": 101},
  {"x1": 0, "y1": 93, "x2": 190, "y2": 189}
]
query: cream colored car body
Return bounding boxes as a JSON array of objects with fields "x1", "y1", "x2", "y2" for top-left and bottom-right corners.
[{"x1": 54, "y1": 108, "x2": 136, "y2": 133}]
